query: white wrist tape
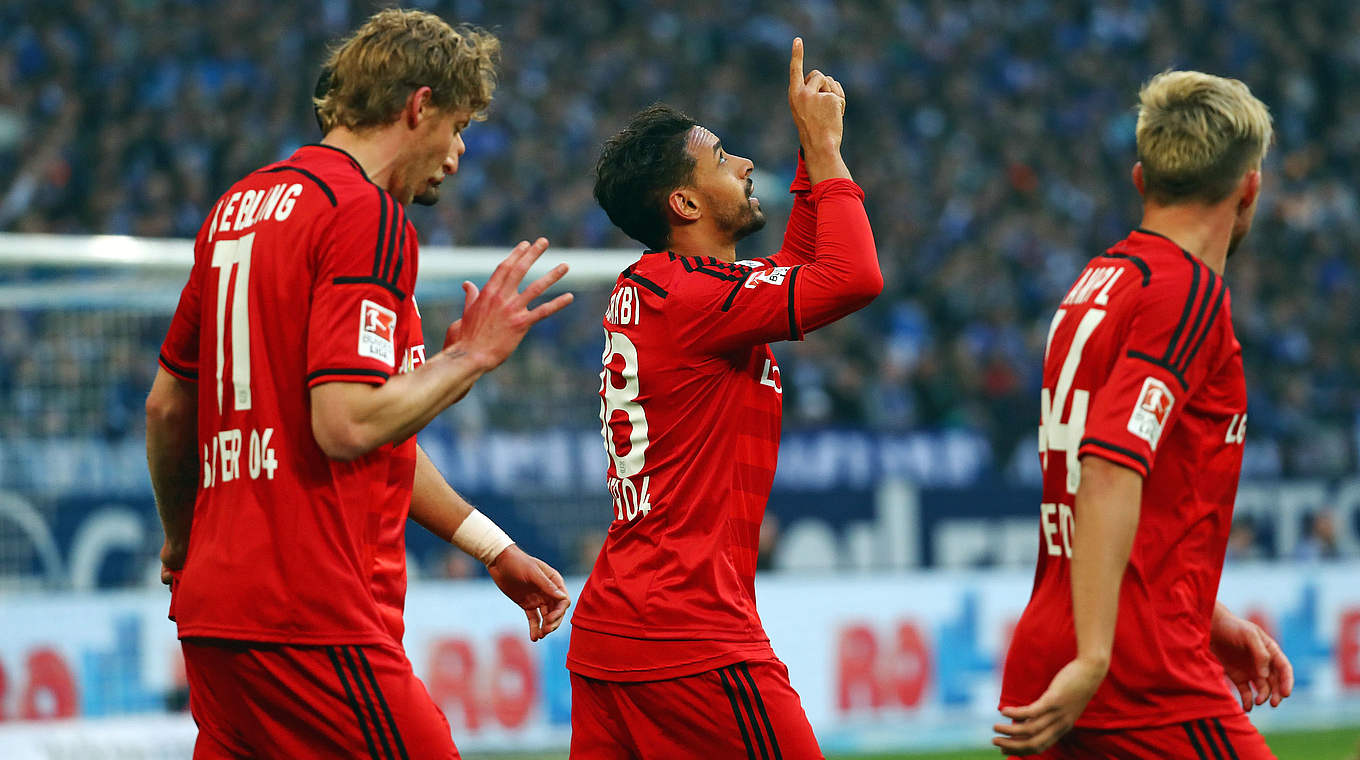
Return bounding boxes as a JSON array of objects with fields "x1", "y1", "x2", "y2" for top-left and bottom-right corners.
[{"x1": 451, "y1": 509, "x2": 514, "y2": 565}]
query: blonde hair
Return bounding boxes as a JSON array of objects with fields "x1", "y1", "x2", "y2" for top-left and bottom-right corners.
[
  {"x1": 314, "y1": 9, "x2": 500, "y2": 133},
  {"x1": 1135, "y1": 70, "x2": 1273, "y2": 204}
]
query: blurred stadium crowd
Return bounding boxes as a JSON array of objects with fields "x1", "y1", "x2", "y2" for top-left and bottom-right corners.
[{"x1": 2, "y1": 2, "x2": 1359, "y2": 497}]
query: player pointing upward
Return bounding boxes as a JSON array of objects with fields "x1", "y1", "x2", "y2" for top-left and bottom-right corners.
[
  {"x1": 567, "y1": 39, "x2": 882, "y2": 759},
  {"x1": 995, "y1": 71, "x2": 1292, "y2": 758}
]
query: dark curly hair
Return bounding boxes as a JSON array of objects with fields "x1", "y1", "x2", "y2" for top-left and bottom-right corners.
[{"x1": 593, "y1": 104, "x2": 698, "y2": 251}]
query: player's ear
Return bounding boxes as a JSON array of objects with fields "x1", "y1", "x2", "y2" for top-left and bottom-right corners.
[
  {"x1": 404, "y1": 86, "x2": 434, "y2": 128},
  {"x1": 668, "y1": 187, "x2": 702, "y2": 223},
  {"x1": 1131, "y1": 162, "x2": 1146, "y2": 197},
  {"x1": 1238, "y1": 168, "x2": 1261, "y2": 211}
]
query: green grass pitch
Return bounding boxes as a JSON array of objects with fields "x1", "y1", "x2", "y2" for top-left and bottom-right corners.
[
  {"x1": 829, "y1": 726, "x2": 1360, "y2": 760},
  {"x1": 465, "y1": 726, "x2": 1360, "y2": 760}
]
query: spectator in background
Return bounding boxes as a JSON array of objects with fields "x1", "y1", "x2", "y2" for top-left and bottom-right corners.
[
  {"x1": 4, "y1": 1, "x2": 1360, "y2": 506},
  {"x1": 1294, "y1": 509, "x2": 1341, "y2": 561}
]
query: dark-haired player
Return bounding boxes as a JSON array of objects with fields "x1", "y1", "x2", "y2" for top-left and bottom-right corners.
[
  {"x1": 995, "y1": 71, "x2": 1293, "y2": 759},
  {"x1": 566, "y1": 39, "x2": 882, "y2": 759}
]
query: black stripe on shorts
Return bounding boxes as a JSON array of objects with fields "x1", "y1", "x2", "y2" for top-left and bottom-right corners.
[
  {"x1": 718, "y1": 667, "x2": 758, "y2": 760},
  {"x1": 341, "y1": 646, "x2": 397, "y2": 760},
  {"x1": 327, "y1": 646, "x2": 382, "y2": 760},
  {"x1": 356, "y1": 647, "x2": 409, "y2": 760},
  {"x1": 1211, "y1": 717, "x2": 1241, "y2": 760},
  {"x1": 737, "y1": 663, "x2": 783, "y2": 760}
]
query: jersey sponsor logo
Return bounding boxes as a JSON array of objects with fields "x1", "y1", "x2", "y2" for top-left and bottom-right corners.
[
  {"x1": 400, "y1": 344, "x2": 426, "y2": 374},
  {"x1": 1127, "y1": 376, "x2": 1174, "y2": 449},
  {"x1": 744, "y1": 266, "x2": 791, "y2": 289},
  {"x1": 358, "y1": 299, "x2": 397, "y2": 367}
]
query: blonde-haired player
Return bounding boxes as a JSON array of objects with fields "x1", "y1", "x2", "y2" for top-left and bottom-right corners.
[
  {"x1": 994, "y1": 70, "x2": 1292, "y2": 758},
  {"x1": 148, "y1": 9, "x2": 570, "y2": 758}
]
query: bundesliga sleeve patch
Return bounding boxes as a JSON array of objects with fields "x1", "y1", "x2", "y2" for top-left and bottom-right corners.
[
  {"x1": 358, "y1": 299, "x2": 397, "y2": 367},
  {"x1": 1127, "y1": 376, "x2": 1174, "y2": 449},
  {"x1": 744, "y1": 266, "x2": 792, "y2": 289}
]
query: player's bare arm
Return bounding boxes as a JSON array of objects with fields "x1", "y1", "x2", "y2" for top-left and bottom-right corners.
[
  {"x1": 1210, "y1": 601, "x2": 1294, "y2": 711},
  {"x1": 994, "y1": 456, "x2": 1141, "y2": 755},
  {"x1": 787, "y1": 37, "x2": 851, "y2": 185},
  {"x1": 145, "y1": 367, "x2": 198, "y2": 584},
  {"x1": 311, "y1": 237, "x2": 573, "y2": 460},
  {"x1": 410, "y1": 446, "x2": 570, "y2": 642}
]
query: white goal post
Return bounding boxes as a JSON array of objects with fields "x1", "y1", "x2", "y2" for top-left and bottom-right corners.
[{"x1": 0, "y1": 232, "x2": 637, "y2": 309}]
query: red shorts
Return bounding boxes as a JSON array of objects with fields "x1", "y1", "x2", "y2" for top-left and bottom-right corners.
[
  {"x1": 1028, "y1": 714, "x2": 1275, "y2": 760},
  {"x1": 570, "y1": 658, "x2": 823, "y2": 760},
  {"x1": 183, "y1": 639, "x2": 458, "y2": 760}
]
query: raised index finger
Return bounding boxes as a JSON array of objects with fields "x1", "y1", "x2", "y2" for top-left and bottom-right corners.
[{"x1": 789, "y1": 37, "x2": 804, "y2": 91}]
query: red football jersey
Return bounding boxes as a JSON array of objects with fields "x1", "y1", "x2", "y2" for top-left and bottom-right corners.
[
  {"x1": 1000, "y1": 229, "x2": 1248, "y2": 728},
  {"x1": 568, "y1": 169, "x2": 881, "y2": 681},
  {"x1": 160, "y1": 144, "x2": 422, "y2": 645}
]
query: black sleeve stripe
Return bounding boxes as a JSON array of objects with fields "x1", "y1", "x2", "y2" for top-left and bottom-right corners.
[
  {"x1": 1099, "y1": 252, "x2": 1151, "y2": 286},
  {"x1": 721, "y1": 279, "x2": 745, "y2": 311},
  {"x1": 307, "y1": 367, "x2": 391, "y2": 382},
  {"x1": 760, "y1": 256, "x2": 778, "y2": 267},
  {"x1": 787, "y1": 264, "x2": 802, "y2": 340},
  {"x1": 258, "y1": 165, "x2": 337, "y2": 206},
  {"x1": 1162, "y1": 252, "x2": 1202, "y2": 363},
  {"x1": 158, "y1": 352, "x2": 199, "y2": 380},
  {"x1": 379, "y1": 195, "x2": 401, "y2": 282},
  {"x1": 370, "y1": 187, "x2": 389, "y2": 278},
  {"x1": 624, "y1": 271, "x2": 668, "y2": 298},
  {"x1": 1170, "y1": 268, "x2": 1218, "y2": 371},
  {"x1": 1126, "y1": 350, "x2": 1188, "y2": 390},
  {"x1": 1079, "y1": 437, "x2": 1151, "y2": 474},
  {"x1": 331, "y1": 276, "x2": 406, "y2": 300},
  {"x1": 1175, "y1": 277, "x2": 1226, "y2": 375},
  {"x1": 382, "y1": 202, "x2": 404, "y2": 285},
  {"x1": 389, "y1": 209, "x2": 406, "y2": 287}
]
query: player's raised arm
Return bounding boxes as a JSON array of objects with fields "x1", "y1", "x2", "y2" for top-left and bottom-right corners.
[{"x1": 772, "y1": 38, "x2": 882, "y2": 335}]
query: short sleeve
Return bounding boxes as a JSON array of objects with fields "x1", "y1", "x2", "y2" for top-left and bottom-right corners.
[
  {"x1": 306, "y1": 188, "x2": 411, "y2": 387},
  {"x1": 159, "y1": 226, "x2": 210, "y2": 382},
  {"x1": 1079, "y1": 261, "x2": 1228, "y2": 477},
  {"x1": 669, "y1": 257, "x2": 802, "y2": 355}
]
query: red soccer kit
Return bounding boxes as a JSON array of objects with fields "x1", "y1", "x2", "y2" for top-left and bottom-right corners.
[
  {"x1": 161, "y1": 143, "x2": 422, "y2": 646},
  {"x1": 568, "y1": 160, "x2": 880, "y2": 757},
  {"x1": 1000, "y1": 229, "x2": 1251, "y2": 730}
]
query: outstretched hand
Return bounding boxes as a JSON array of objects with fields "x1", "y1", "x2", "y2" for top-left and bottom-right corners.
[
  {"x1": 993, "y1": 657, "x2": 1106, "y2": 756},
  {"x1": 486, "y1": 544, "x2": 571, "y2": 642},
  {"x1": 442, "y1": 237, "x2": 573, "y2": 370},
  {"x1": 1211, "y1": 609, "x2": 1294, "y2": 711}
]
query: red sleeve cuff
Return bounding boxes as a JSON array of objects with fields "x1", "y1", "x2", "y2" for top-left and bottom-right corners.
[
  {"x1": 809, "y1": 177, "x2": 865, "y2": 203},
  {"x1": 789, "y1": 151, "x2": 812, "y2": 194},
  {"x1": 158, "y1": 353, "x2": 198, "y2": 382},
  {"x1": 1078, "y1": 438, "x2": 1150, "y2": 479},
  {"x1": 306, "y1": 368, "x2": 390, "y2": 387}
]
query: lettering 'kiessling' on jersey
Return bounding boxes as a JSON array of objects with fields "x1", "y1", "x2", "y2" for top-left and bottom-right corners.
[{"x1": 160, "y1": 144, "x2": 424, "y2": 645}]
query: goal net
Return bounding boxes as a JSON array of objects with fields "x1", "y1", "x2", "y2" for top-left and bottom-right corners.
[{"x1": 0, "y1": 232, "x2": 634, "y2": 591}]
